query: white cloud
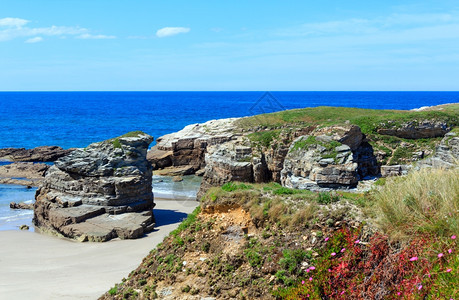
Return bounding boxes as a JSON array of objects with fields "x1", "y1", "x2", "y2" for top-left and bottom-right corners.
[
  {"x1": 0, "y1": 17, "x2": 29, "y2": 28},
  {"x1": 25, "y1": 36, "x2": 43, "y2": 43},
  {"x1": 77, "y1": 33, "x2": 116, "y2": 39},
  {"x1": 0, "y1": 18, "x2": 115, "y2": 42},
  {"x1": 156, "y1": 27, "x2": 190, "y2": 38}
]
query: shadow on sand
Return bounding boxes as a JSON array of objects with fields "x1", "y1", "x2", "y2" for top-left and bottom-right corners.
[{"x1": 153, "y1": 209, "x2": 189, "y2": 228}]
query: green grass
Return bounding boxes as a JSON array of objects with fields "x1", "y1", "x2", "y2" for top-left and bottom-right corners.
[
  {"x1": 101, "y1": 131, "x2": 147, "y2": 149},
  {"x1": 247, "y1": 129, "x2": 281, "y2": 148},
  {"x1": 236, "y1": 105, "x2": 459, "y2": 136},
  {"x1": 221, "y1": 182, "x2": 254, "y2": 192},
  {"x1": 374, "y1": 168, "x2": 459, "y2": 241}
]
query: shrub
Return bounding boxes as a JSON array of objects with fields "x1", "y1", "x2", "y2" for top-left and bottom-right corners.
[
  {"x1": 317, "y1": 192, "x2": 340, "y2": 204},
  {"x1": 221, "y1": 182, "x2": 253, "y2": 192}
]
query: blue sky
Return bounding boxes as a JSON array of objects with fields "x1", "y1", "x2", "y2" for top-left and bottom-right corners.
[{"x1": 1, "y1": 1, "x2": 459, "y2": 91}]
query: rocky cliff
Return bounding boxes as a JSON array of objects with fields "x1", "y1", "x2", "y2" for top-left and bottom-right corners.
[
  {"x1": 34, "y1": 131, "x2": 155, "y2": 242},
  {"x1": 148, "y1": 104, "x2": 457, "y2": 197}
]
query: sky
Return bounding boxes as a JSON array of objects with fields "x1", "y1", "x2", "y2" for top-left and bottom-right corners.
[{"x1": 1, "y1": 0, "x2": 459, "y2": 91}]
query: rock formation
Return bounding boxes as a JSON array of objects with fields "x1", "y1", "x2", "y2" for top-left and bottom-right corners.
[
  {"x1": 280, "y1": 125, "x2": 379, "y2": 190},
  {"x1": 148, "y1": 118, "x2": 239, "y2": 175},
  {"x1": 198, "y1": 124, "x2": 379, "y2": 196},
  {"x1": 149, "y1": 105, "x2": 456, "y2": 197},
  {"x1": 0, "y1": 162, "x2": 49, "y2": 186},
  {"x1": 376, "y1": 119, "x2": 450, "y2": 139},
  {"x1": 33, "y1": 131, "x2": 155, "y2": 242},
  {"x1": 417, "y1": 130, "x2": 458, "y2": 169},
  {"x1": 0, "y1": 146, "x2": 73, "y2": 162},
  {"x1": 10, "y1": 202, "x2": 34, "y2": 210}
]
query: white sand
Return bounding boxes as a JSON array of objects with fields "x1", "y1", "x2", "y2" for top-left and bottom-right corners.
[{"x1": 0, "y1": 199, "x2": 198, "y2": 300}]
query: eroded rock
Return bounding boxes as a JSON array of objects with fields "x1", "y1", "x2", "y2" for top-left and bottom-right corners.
[
  {"x1": 149, "y1": 118, "x2": 239, "y2": 174},
  {"x1": 417, "y1": 130, "x2": 459, "y2": 169},
  {"x1": 0, "y1": 162, "x2": 49, "y2": 187},
  {"x1": 10, "y1": 202, "x2": 34, "y2": 210},
  {"x1": 377, "y1": 120, "x2": 450, "y2": 139},
  {"x1": 33, "y1": 131, "x2": 155, "y2": 242},
  {"x1": 0, "y1": 146, "x2": 73, "y2": 162}
]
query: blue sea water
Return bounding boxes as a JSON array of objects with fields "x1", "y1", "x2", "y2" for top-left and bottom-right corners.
[
  {"x1": 1, "y1": 91, "x2": 458, "y2": 149},
  {"x1": 1, "y1": 91, "x2": 458, "y2": 230},
  {"x1": 0, "y1": 185, "x2": 37, "y2": 230}
]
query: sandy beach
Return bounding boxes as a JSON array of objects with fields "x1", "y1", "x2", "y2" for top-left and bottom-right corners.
[{"x1": 0, "y1": 198, "x2": 198, "y2": 300}]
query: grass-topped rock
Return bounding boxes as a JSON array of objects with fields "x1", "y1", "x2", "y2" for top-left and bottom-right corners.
[
  {"x1": 147, "y1": 103, "x2": 458, "y2": 197},
  {"x1": 34, "y1": 131, "x2": 155, "y2": 242}
]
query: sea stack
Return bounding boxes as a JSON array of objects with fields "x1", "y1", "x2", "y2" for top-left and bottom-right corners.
[{"x1": 33, "y1": 131, "x2": 155, "y2": 242}]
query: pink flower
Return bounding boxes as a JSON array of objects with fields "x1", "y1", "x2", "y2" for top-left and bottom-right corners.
[
  {"x1": 355, "y1": 240, "x2": 360, "y2": 244},
  {"x1": 302, "y1": 280, "x2": 305, "y2": 284},
  {"x1": 306, "y1": 269, "x2": 310, "y2": 273},
  {"x1": 446, "y1": 268, "x2": 452, "y2": 273},
  {"x1": 448, "y1": 249, "x2": 452, "y2": 254},
  {"x1": 410, "y1": 256, "x2": 418, "y2": 261},
  {"x1": 331, "y1": 252, "x2": 336, "y2": 256},
  {"x1": 397, "y1": 292, "x2": 401, "y2": 296},
  {"x1": 452, "y1": 235, "x2": 456, "y2": 240},
  {"x1": 309, "y1": 277, "x2": 313, "y2": 281},
  {"x1": 418, "y1": 284, "x2": 422, "y2": 290},
  {"x1": 309, "y1": 266, "x2": 315, "y2": 270},
  {"x1": 340, "y1": 290, "x2": 345, "y2": 295},
  {"x1": 328, "y1": 269, "x2": 332, "y2": 272},
  {"x1": 438, "y1": 253, "x2": 444, "y2": 258},
  {"x1": 340, "y1": 248, "x2": 346, "y2": 253},
  {"x1": 325, "y1": 237, "x2": 329, "y2": 241}
]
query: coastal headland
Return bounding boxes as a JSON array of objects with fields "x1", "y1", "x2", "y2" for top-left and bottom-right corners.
[
  {"x1": 0, "y1": 104, "x2": 457, "y2": 299},
  {"x1": 103, "y1": 104, "x2": 458, "y2": 299}
]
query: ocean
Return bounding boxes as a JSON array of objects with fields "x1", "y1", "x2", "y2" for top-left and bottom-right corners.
[{"x1": 1, "y1": 91, "x2": 458, "y2": 230}]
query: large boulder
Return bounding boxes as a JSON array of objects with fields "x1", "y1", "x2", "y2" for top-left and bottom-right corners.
[{"x1": 33, "y1": 131, "x2": 155, "y2": 242}]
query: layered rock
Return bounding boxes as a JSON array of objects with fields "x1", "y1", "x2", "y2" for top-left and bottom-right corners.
[
  {"x1": 376, "y1": 119, "x2": 450, "y2": 139},
  {"x1": 417, "y1": 130, "x2": 459, "y2": 169},
  {"x1": 280, "y1": 125, "x2": 376, "y2": 190},
  {"x1": 0, "y1": 146, "x2": 73, "y2": 162},
  {"x1": 199, "y1": 124, "x2": 379, "y2": 195},
  {"x1": 0, "y1": 162, "x2": 49, "y2": 186},
  {"x1": 33, "y1": 131, "x2": 155, "y2": 242},
  {"x1": 148, "y1": 118, "x2": 239, "y2": 175},
  {"x1": 199, "y1": 142, "x2": 254, "y2": 195}
]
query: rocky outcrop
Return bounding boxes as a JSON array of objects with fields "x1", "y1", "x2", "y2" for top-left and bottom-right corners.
[
  {"x1": 381, "y1": 165, "x2": 411, "y2": 177},
  {"x1": 417, "y1": 130, "x2": 458, "y2": 169},
  {"x1": 199, "y1": 143, "x2": 254, "y2": 195},
  {"x1": 33, "y1": 131, "x2": 155, "y2": 242},
  {"x1": 0, "y1": 162, "x2": 49, "y2": 186},
  {"x1": 10, "y1": 202, "x2": 34, "y2": 209},
  {"x1": 280, "y1": 125, "x2": 378, "y2": 190},
  {"x1": 377, "y1": 120, "x2": 450, "y2": 139},
  {"x1": 198, "y1": 124, "x2": 380, "y2": 195},
  {"x1": 148, "y1": 118, "x2": 239, "y2": 175},
  {"x1": 0, "y1": 146, "x2": 73, "y2": 162}
]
